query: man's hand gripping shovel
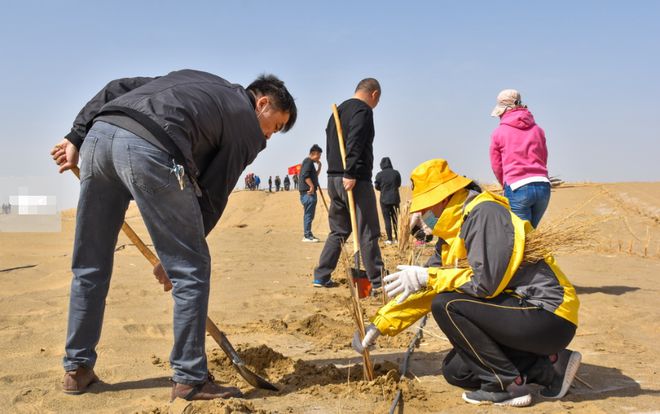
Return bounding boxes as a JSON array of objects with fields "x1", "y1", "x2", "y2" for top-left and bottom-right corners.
[{"x1": 69, "y1": 166, "x2": 278, "y2": 391}]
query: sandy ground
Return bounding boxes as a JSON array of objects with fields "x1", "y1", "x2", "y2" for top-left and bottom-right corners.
[{"x1": 1, "y1": 182, "x2": 659, "y2": 413}]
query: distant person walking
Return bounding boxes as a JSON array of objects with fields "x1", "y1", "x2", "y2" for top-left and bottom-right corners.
[
  {"x1": 268, "y1": 176, "x2": 273, "y2": 192},
  {"x1": 490, "y1": 89, "x2": 550, "y2": 228},
  {"x1": 274, "y1": 175, "x2": 281, "y2": 192},
  {"x1": 254, "y1": 175, "x2": 261, "y2": 190},
  {"x1": 299, "y1": 144, "x2": 323, "y2": 242},
  {"x1": 292, "y1": 174, "x2": 299, "y2": 190},
  {"x1": 313, "y1": 78, "x2": 385, "y2": 289},
  {"x1": 374, "y1": 157, "x2": 401, "y2": 245},
  {"x1": 283, "y1": 175, "x2": 290, "y2": 191}
]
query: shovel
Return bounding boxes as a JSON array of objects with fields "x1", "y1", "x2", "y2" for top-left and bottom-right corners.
[
  {"x1": 70, "y1": 166, "x2": 278, "y2": 391},
  {"x1": 331, "y1": 104, "x2": 375, "y2": 380},
  {"x1": 331, "y1": 104, "x2": 372, "y2": 298}
]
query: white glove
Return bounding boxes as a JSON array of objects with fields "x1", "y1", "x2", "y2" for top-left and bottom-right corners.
[
  {"x1": 383, "y1": 265, "x2": 429, "y2": 303},
  {"x1": 351, "y1": 324, "x2": 381, "y2": 354}
]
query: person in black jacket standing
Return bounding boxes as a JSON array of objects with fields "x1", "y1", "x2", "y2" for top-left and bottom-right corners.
[
  {"x1": 374, "y1": 157, "x2": 401, "y2": 244},
  {"x1": 313, "y1": 78, "x2": 385, "y2": 289},
  {"x1": 299, "y1": 144, "x2": 323, "y2": 242},
  {"x1": 50, "y1": 70, "x2": 296, "y2": 401}
]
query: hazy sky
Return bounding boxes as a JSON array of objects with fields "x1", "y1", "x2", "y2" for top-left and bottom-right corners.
[{"x1": 1, "y1": 0, "x2": 658, "y2": 210}]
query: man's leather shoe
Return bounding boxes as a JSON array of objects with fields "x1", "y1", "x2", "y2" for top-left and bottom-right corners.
[{"x1": 62, "y1": 366, "x2": 99, "y2": 394}]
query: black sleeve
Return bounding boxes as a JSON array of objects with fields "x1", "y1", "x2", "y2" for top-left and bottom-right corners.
[
  {"x1": 395, "y1": 170, "x2": 402, "y2": 188},
  {"x1": 374, "y1": 171, "x2": 382, "y2": 191},
  {"x1": 343, "y1": 108, "x2": 371, "y2": 179},
  {"x1": 65, "y1": 76, "x2": 156, "y2": 149},
  {"x1": 457, "y1": 202, "x2": 515, "y2": 297}
]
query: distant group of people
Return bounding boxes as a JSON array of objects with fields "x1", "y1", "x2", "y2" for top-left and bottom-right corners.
[
  {"x1": 51, "y1": 66, "x2": 577, "y2": 409},
  {"x1": 243, "y1": 173, "x2": 261, "y2": 190},
  {"x1": 1, "y1": 203, "x2": 12, "y2": 214},
  {"x1": 267, "y1": 174, "x2": 297, "y2": 192}
]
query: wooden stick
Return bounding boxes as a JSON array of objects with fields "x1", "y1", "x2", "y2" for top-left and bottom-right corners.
[{"x1": 332, "y1": 104, "x2": 374, "y2": 381}]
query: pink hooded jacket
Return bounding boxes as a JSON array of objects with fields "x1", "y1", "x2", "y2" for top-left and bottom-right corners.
[{"x1": 489, "y1": 108, "x2": 548, "y2": 187}]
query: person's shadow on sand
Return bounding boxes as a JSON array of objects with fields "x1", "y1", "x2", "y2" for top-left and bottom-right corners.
[
  {"x1": 574, "y1": 285, "x2": 640, "y2": 296},
  {"x1": 86, "y1": 376, "x2": 170, "y2": 394},
  {"x1": 560, "y1": 362, "x2": 660, "y2": 402}
]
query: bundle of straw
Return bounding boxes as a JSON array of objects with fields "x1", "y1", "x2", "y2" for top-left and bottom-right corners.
[{"x1": 439, "y1": 215, "x2": 608, "y2": 270}]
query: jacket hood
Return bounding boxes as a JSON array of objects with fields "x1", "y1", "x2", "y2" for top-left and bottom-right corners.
[
  {"x1": 380, "y1": 157, "x2": 393, "y2": 169},
  {"x1": 500, "y1": 108, "x2": 536, "y2": 130}
]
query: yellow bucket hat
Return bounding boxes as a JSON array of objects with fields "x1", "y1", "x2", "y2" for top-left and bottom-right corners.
[{"x1": 409, "y1": 159, "x2": 473, "y2": 212}]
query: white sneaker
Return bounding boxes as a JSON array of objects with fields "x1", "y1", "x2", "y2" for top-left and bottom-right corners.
[
  {"x1": 463, "y1": 379, "x2": 532, "y2": 407},
  {"x1": 302, "y1": 237, "x2": 319, "y2": 243},
  {"x1": 384, "y1": 240, "x2": 393, "y2": 245}
]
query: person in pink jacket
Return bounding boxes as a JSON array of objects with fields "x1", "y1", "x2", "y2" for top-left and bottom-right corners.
[{"x1": 489, "y1": 89, "x2": 550, "y2": 228}]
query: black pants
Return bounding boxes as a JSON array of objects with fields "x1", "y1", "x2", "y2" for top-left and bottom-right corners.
[
  {"x1": 314, "y1": 177, "x2": 384, "y2": 286},
  {"x1": 431, "y1": 291, "x2": 576, "y2": 392},
  {"x1": 380, "y1": 202, "x2": 399, "y2": 241}
]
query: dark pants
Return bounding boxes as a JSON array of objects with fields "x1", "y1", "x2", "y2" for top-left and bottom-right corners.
[
  {"x1": 380, "y1": 202, "x2": 399, "y2": 241},
  {"x1": 431, "y1": 291, "x2": 575, "y2": 392},
  {"x1": 314, "y1": 177, "x2": 384, "y2": 287}
]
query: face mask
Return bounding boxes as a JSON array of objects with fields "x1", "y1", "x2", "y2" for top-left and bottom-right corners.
[
  {"x1": 421, "y1": 210, "x2": 438, "y2": 231},
  {"x1": 256, "y1": 102, "x2": 270, "y2": 119}
]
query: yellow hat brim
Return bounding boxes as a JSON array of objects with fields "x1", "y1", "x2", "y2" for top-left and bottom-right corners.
[{"x1": 410, "y1": 175, "x2": 472, "y2": 213}]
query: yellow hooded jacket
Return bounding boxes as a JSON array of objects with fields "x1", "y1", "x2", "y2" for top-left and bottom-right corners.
[{"x1": 372, "y1": 189, "x2": 579, "y2": 336}]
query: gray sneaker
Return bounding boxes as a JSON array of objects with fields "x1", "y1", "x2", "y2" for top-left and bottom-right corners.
[
  {"x1": 540, "y1": 349, "x2": 582, "y2": 399},
  {"x1": 462, "y1": 382, "x2": 532, "y2": 407}
]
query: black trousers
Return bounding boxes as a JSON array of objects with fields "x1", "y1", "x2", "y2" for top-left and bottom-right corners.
[
  {"x1": 380, "y1": 202, "x2": 399, "y2": 241},
  {"x1": 431, "y1": 291, "x2": 576, "y2": 392},
  {"x1": 314, "y1": 177, "x2": 384, "y2": 286}
]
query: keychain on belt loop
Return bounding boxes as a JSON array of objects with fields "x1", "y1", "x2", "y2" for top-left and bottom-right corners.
[{"x1": 171, "y1": 159, "x2": 186, "y2": 190}]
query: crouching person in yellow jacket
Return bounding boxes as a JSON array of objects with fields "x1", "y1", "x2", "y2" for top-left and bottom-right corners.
[{"x1": 352, "y1": 159, "x2": 581, "y2": 407}]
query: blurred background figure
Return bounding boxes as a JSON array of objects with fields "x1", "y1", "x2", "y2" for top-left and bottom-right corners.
[{"x1": 374, "y1": 157, "x2": 401, "y2": 245}]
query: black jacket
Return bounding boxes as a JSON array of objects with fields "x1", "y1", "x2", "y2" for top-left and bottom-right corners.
[
  {"x1": 65, "y1": 69, "x2": 266, "y2": 235},
  {"x1": 374, "y1": 157, "x2": 401, "y2": 205},
  {"x1": 325, "y1": 98, "x2": 375, "y2": 180}
]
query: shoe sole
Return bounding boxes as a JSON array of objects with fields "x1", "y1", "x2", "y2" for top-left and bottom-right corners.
[
  {"x1": 546, "y1": 351, "x2": 582, "y2": 399},
  {"x1": 462, "y1": 392, "x2": 532, "y2": 407}
]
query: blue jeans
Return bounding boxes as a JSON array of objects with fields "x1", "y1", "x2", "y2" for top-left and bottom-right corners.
[
  {"x1": 504, "y1": 182, "x2": 551, "y2": 228},
  {"x1": 300, "y1": 192, "x2": 317, "y2": 238},
  {"x1": 63, "y1": 122, "x2": 210, "y2": 385}
]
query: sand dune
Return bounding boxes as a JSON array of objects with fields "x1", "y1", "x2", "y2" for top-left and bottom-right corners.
[{"x1": 1, "y1": 183, "x2": 659, "y2": 413}]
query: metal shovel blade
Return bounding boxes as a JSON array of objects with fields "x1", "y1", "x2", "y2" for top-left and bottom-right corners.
[{"x1": 206, "y1": 318, "x2": 279, "y2": 391}]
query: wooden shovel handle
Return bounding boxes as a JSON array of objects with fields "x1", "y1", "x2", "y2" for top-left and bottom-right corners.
[{"x1": 332, "y1": 104, "x2": 360, "y2": 256}]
